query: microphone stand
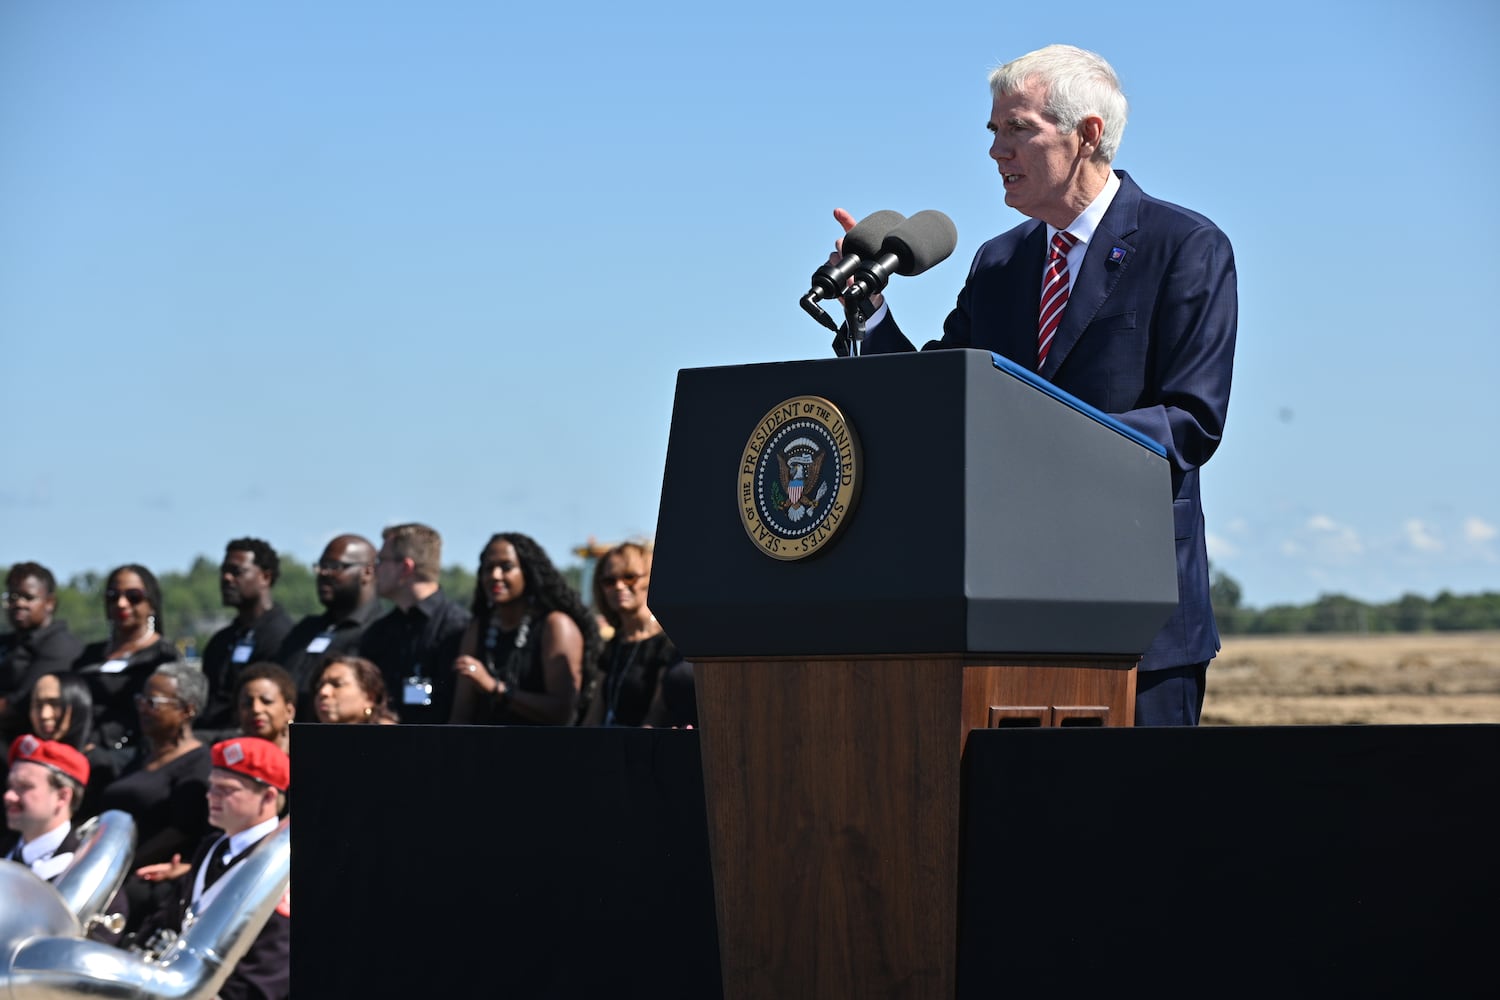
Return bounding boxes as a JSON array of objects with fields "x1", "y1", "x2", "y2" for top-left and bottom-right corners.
[{"x1": 841, "y1": 297, "x2": 871, "y2": 358}]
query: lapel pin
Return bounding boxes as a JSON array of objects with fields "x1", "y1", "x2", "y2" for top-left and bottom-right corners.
[{"x1": 1108, "y1": 246, "x2": 1127, "y2": 264}]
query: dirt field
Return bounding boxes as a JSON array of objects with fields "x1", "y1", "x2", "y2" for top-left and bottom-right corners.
[{"x1": 1202, "y1": 630, "x2": 1500, "y2": 726}]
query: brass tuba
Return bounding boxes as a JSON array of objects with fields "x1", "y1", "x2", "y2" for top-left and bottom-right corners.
[{"x1": 1, "y1": 820, "x2": 290, "y2": 999}]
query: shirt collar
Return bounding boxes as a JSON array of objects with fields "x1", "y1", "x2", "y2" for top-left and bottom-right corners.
[
  {"x1": 19, "y1": 820, "x2": 71, "y2": 865},
  {"x1": 1047, "y1": 168, "x2": 1121, "y2": 247},
  {"x1": 226, "y1": 816, "x2": 281, "y2": 862}
]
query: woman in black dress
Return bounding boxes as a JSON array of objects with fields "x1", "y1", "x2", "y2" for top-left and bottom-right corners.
[
  {"x1": 449, "y1": 533, "x2": 599, "y2": 725},
  {"x1": 73, "y1": 564, "x2": 179, "y2": 758},
  {"x1": 101, "y1": 661, "x2": 212, "y2": 931},
  {"x1": 97, "y1": 662, "x2": 211, "y2": 867},
  {"x1": 582, "y1": 541, "x2": 690, "y2": 727}
]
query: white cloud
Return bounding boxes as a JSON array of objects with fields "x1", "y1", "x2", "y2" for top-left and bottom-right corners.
[
  {"x1": 1225, "y1": 517, "x2": 1249, "y2": 535},
  {"x1": 1403, "y1": 518, "x2": 1443, "y2": 553},
  {"x1": 1464, "y1": 517, "x2": 1497, "y2": 544},
  {"x1": 1305, "y1": 514, "x2": 1363, "y2": 556}
]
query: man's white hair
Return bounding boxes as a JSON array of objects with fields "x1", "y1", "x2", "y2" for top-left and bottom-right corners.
[{"x1": 989, "y1": 44, "x2": 1128, "y2": 163}]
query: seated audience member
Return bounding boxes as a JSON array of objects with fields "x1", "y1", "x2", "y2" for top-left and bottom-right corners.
[
  {"x1": 99, "y1": 663, "x2": 211, "y2": 869},
  {"x1": 2, "y1": 562, "x2": 85, "y2": 742},
  {"x1": 236, "y1": 663, "x2": 296, "y2": 754},
  {"x1": 135, "y1": 737, "x2": 290, "y2": 1000},
  {"x1": 74, "y1": 564, "x2": 179, "y2": 759},
  {"x1": 3, "y1": 734, "x2": 128, "y2": 942},
  {"x1": 4, "y1": 735, "x2": 93, "y2": 878},
  {"x1": 313, "y1": 655, "x2": 398, "y2": 725},
  {"x1": 198, "y1": 539, "x2": 294, "y2": 742},
  {"x1": 583, "y1": 542, "x2": 690, "y2": 727},
  {"x1": 359, "y1": 523, "x2": 471, "y2": 725},
  {"x1": 450, "y1": 533, "x2": 600, "y2": 726},
  {"x1": 26, "y1": 671, "x2": 111, "y2": 819},
  {"x1": 275, "y1": 535, "x2": 382, "y2": 720},
  {"x1": 26, "y1": 671, "x2": 95, "y2": 747}
]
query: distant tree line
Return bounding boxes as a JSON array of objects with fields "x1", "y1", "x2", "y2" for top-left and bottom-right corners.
[
  {"x1": 10, "y1": 558, "x2": 1496, "y2": 646},
  {"x1": 1210, "y1": 564, "x2": 1500, "y2": 634},
  {"x1": 6, "y1": 556, "x2": 581, "y2": 652}
]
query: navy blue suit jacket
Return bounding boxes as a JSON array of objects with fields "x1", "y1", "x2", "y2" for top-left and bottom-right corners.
[{"x1": 862, "y1": 171, "x2": 1237, "y2": 671}]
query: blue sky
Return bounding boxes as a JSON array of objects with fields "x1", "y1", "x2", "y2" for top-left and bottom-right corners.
[{"x1": 2, "y1": 0, "x2": 1496, "y2": 608}]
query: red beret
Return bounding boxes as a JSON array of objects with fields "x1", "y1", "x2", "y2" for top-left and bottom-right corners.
[
  {"x1": 8, "y1": 734, "x2": 90, "y2": 786},
  {"x1": 212, "y1": 737, "x2": 290, "y2": 792}
]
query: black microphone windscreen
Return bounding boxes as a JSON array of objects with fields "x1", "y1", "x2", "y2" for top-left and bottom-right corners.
[
  {"x1": 884, "y1": 210, "x2": 958, "y2": 276},
  {"x1": 842, "y1": 210, "x2": 907, "y2": 260}
]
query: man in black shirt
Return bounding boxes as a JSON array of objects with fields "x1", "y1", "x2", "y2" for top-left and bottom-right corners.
[
  {"x1": 275, "y1": 535, "x2": 382, "y2": 718},
  {"x1": 359, "y1": 523, "x2": 471, "y2": 725},
  {"x1": 197, "y1": 539, "x2": 294, "y2": 741}
]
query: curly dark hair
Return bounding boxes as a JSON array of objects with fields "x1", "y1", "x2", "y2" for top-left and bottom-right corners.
[
  {"x1": 6, "y1": 561, "x2": 58, "y2": 594},
  {"x1": 471, "y1": 532, "x2": 601, "y2": 692},
  {"x1": 225, "y1": 537, "x2": 281, "y2": 585},
  {"x1": 106, "y1": 563, "x2": 165, "y2": 635}
]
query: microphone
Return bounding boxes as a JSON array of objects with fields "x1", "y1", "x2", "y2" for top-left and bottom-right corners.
[
  {"x1": 841, "y1": 210, "x2": 958, "y2": 305},
  {"x1": 800, "y1": 210, "x2": 907, "y2": 333},
  {"x1": 804, "y1": 210, "x2": 908, "y2": 303}
]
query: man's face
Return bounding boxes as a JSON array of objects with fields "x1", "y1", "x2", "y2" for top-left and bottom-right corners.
[
  {"x1": 374, "y1": 543, "x2": 407, "y2": 601},
  {"x1": 4, "y1": 574, "x2": 54, "y2": 631},
  {"x1": 220, "y1": 549, "x2": 272, "y2": 609},
  {"x1": 314, "y1": 540, "x2": 371, "y2": 610},
  {"x1": 206, "y1": 769, "x2": 270, "y2": 835},
  {"x1": 987, "y1": 80, "x2": 1093, "y2": 228},
  {"x1": 4, "y1": 761, "x2": 69, "y2": 841}
]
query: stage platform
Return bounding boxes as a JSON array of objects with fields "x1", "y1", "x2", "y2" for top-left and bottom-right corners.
[{"x1": 294, "y1": 723, "x2": 1497, "y2": 997}]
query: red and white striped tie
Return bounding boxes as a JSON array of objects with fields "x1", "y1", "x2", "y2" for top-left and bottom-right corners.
[{"x1": 1037, "y1": 230, "x2": 1079, "y2": 370}]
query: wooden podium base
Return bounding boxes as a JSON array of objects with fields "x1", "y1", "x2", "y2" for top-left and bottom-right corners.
[{"x1": 697, "y1": 654, "x2": 1136, "y2": 999}]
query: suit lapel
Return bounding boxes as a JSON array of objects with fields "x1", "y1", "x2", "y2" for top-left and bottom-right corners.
[
  {"x1": 1040, "y1": 171, "x2": 1142, "y2": 379},
  {"x1": 998, "y1": 224, "x2": 1048, "y2": 361}
]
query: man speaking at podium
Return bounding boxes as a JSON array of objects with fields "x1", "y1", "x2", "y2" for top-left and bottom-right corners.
[{"x1": 835, "y1": 44, "x2": 1236, "y2": 726}]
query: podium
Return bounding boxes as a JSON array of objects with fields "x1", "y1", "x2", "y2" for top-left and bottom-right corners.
[{"x1": 651, "y1": 349, "x2": 1177, "y2": 998}]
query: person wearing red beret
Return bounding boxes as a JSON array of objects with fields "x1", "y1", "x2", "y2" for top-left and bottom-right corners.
[
  {"x1": 133, "y1": 736, "x2": 290, "y2": 1000},
  {"x1": 3, "y1": 733, "x2": 91, "y2": 878}
]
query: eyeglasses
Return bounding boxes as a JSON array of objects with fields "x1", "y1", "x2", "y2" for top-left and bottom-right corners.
[
  {"x1": 134, "y1": 693, "x2": 183, "y2": 710},
  {"x1": 599, "y1": 572, "x2": 644, "y2": 587},
  {"x1": 106, "y1": 588, "x2": 148, "y2": 604},
  {"x1": 314, "y1": 560, "x2": 369, "y2": 573},
  {"x1": 220, "y1": 563, "x2": 255, "y2": 577},
  {"x1": 207, "y1": 780, "x2": 256, "y2": 799},
  {"x1": 3, "y1": 591, "x2": 44, "y2": 604}
]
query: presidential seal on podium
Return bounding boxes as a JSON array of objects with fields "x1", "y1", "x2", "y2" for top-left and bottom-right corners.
[{"x1": 737, "y1": 395, "x2": 861, "y2": 560}]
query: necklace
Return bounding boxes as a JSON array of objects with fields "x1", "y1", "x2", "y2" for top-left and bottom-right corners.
[
  {"x1": 483, "y1": 614, "x2": 531, "y2": 654},
  {"x1": 604, "y1": 636, "x2": 650, "y2": 726}
]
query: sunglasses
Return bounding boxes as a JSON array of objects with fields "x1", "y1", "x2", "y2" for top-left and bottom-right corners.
[
  {"x1": 106, "y1": 588, "x2": 149, "y2": 604},
  {"x1": 599, "y1": 572, "x2": 644, "y2": 587},
  {"x1": 134, "y1": 693, "x2": 182, "y2": 710}
]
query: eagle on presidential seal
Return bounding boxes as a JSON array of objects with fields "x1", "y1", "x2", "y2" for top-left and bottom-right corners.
[{"x1": 775, "y1": 437, "x2": 830, "y2": 522}]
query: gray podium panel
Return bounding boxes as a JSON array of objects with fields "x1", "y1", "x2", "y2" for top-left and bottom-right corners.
[{"x1": 652, "y1": 349, "x2": 1175, "y2": 658}]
